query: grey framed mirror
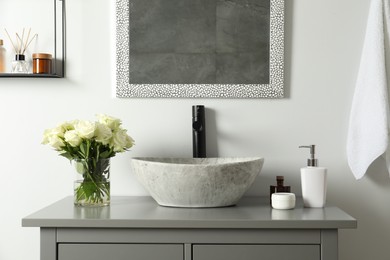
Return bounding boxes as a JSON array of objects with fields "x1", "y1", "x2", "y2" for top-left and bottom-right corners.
[{"x1": 116, "y1": 0, "x2": 284, "y2": 98}]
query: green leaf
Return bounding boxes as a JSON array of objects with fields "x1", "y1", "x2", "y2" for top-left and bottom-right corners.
[
  {"x1": 79, "y1": 143, "x2": 85, "y2": 155},
  {"x1": 79, "y1": 142, "x2": 88, "y2": 158},
  {"x1": 59, "y1": 152, "x2": 73, "y2": 160},
  {"x1": 75, "y1": 161, "x2": 86, "y2": 174},
  {"x1": 85, "y1": 140, "x2": 91, "y2": 158},
  {"x1": 99, "y1": 150, "x2": 111, "y2": 158}
]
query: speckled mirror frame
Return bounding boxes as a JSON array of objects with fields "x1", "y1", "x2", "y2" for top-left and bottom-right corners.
[{"x1": 116, "y1": 0, "x2": 284, "y2": 98}]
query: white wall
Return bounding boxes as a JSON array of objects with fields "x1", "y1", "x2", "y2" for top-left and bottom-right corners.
[{"x1": 0, "y1": 0, "x2": 388, "y2": 259}]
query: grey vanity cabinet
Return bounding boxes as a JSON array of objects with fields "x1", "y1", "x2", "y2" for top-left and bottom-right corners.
[
  {"x1": 58, "y1": 243, "x2": 320, "y2": 260},
  {"x1": 58, "y1": 244, "x2": 183, "y2": 260},
  {"x1": 22, "y1": 196, "x2": 357, "y2": 260}
]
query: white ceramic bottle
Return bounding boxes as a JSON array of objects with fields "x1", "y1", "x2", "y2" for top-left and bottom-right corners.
[{"x1": 299, "y1": 145, "x2": 327, "y2": 208}]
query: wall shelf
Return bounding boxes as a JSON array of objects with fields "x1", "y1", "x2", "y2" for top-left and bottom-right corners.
[
  {"x1": 0, "y1": 73, "x2": 62, "y2": 78},
  {"x1": 0, "y1": 0, "x2": 65, "y2": 78}
]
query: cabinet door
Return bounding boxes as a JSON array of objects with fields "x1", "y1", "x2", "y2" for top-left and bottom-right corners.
[
  {"x1": 193, "y1": 245, "x2": 320, "y2": 260},
  {"x1": 58, "y1": 244, "x2": 183, "y2": 260}
]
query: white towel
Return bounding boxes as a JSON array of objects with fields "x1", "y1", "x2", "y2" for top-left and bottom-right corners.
[{"x1": 347, "y1": 0, "x2": 390, "y2": 179}]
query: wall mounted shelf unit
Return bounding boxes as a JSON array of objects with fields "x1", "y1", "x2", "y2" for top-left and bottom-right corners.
[{"x1": 0, "y1": 0, "x2": 65, "y2": 78}]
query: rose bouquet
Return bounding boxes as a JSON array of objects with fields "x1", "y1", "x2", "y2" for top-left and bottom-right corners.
[{"x1": 42, "y1": 114, "x2": 134, "y2": 206}]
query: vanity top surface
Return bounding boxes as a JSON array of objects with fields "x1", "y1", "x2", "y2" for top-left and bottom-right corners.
[{"x1": 22, "y1": 196, "x2": 356, "y2": 229}]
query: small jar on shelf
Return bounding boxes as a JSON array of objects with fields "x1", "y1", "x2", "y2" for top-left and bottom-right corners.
[{"x1": 33, "y1": 53, "x2": 52, "y2": 74}]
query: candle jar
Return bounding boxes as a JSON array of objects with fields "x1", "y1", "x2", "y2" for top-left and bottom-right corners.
[
  {"x1": 12, "y1": 54, "x2": 29, "y2": 73},
  {"x1": 33, "y1": 53, "x2": 52, "y2": 74}
]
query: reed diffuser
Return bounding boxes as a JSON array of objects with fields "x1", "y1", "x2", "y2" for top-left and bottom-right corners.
[{"x1": 4, "y1": 28, "x2": 37, "y2": 73}]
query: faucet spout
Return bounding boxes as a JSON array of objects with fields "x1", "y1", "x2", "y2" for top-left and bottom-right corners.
[{"x1": 192, "y1": 105, "x2": 206, "y2": 158}]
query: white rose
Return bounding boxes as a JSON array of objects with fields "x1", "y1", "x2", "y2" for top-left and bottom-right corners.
[
  {"x1": 42, "y1": 127, "x2": 65, "y2": 150},
  {"x1": 110, "y1": 129, "x2": 131, "y2": 152},
  {"x1": 97, "y1": 114, "x2": 121, "y2": 131},
  {"x1": 125, "y1": 134, "x2": 135, "y2": 149},
  {"x1": 43, "y1": 126, "x2": 64, "y2": 141},
  {"x1": 95, "y1": 122, "x2": 112, "y2": 145},
  {"x1": 58, "y1": 121, "x2": 76, "y2": 132},
  {"x1": 75, "y1": 120, "x2": 96, "y2": 139},
  {"x1": 48, "y1": 135, "x2": 65, "y2": 150},
  {"x1": 64, "y1": 130, "x2": 82, "y2": 147},
  {"x1": 42, "y1": 128, "x2": 53, "y2": 145}
]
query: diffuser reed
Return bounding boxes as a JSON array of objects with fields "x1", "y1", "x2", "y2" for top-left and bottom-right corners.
[
  {"x1": 4, "y1": 28, "x2": 37, "y2": 73},
  {"x1": 4, "y1": 28, "x2": 37, "y2": 55}
]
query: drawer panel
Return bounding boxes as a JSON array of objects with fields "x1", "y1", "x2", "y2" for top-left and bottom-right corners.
[
  {"x1": 193, "y1": 244, "x2": 320, "y2": 260},
  {"x1": 58, "y1": 244, "x2": 183, "y2": 260}
]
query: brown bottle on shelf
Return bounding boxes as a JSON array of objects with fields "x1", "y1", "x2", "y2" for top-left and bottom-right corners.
[{"x1": 270, "y1": 176, "x2": 291, "y2": 204}]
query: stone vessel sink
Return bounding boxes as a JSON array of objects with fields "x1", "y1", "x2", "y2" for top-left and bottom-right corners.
[{"x1": 130, "y1": 157, "x2": 264, "y2": 208}]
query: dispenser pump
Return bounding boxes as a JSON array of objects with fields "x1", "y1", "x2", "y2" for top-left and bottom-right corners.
[{"x1": 299, "y1": 145, "x2": 318, "y2": 167}]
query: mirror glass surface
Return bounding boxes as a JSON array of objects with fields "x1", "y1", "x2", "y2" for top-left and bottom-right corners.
[{"x1": 116, "y1": 0, "x2": 284, "y2": 98}]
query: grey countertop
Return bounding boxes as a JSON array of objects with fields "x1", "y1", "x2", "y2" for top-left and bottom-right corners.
[{"x1": 22, "y1": 196, "x2": 357, "y2": 229}]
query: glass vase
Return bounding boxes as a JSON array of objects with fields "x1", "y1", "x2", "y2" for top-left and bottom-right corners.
[{"x1": 73, "y1": 158, "x2": 110, "y2": 207}]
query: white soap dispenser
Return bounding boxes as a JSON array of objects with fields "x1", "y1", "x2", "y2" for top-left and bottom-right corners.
[{"x1": 299, "y1": 145, "x2": 327, "y2": 208}]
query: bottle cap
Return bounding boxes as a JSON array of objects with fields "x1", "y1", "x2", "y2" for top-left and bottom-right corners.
[
  {"x1": 276, "y1": 176, "x2": 284, "y2": 185},
  {"x1": 15, "y1": 54, "x2": 25, "y2": 61}
]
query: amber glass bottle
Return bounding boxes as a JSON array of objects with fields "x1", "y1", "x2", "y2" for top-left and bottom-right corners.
[{"x1": 0, "y1": 39, "x2": 6, "y2": 73}]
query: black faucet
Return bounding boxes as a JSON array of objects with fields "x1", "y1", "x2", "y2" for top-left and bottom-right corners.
[{"x1": 192, "y1": 105, "x2": 206, "y2": 158}]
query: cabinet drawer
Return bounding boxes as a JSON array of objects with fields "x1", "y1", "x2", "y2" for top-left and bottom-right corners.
[
  {"x1": 193, "y1": 244, "x2": 320, "y2": 260},
  {"x1": 58, "y1": 244, "x2": 183, "y2": 260}
]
